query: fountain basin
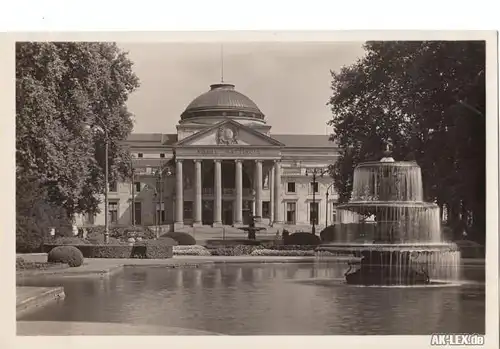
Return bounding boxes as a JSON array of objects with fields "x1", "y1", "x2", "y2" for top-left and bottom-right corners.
[
  {"x1": 316, "y1": 242, "x2": 459, "y2": 254},
  {"x1": 316, "y1": 242, "x2": 461, "y2": 286}
]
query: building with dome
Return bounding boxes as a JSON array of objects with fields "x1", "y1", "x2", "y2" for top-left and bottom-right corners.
[{"x1": 80, "y1": 83, "x2": 340, "y2": 233}]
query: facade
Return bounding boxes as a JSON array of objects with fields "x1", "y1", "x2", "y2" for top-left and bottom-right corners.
[{"x1": 79, "y1": 83, "x2": 340, "y2": 232}]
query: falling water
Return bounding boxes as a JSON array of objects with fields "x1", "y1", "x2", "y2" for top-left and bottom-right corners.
[{"x1": 317, "y1": 159, "x2": 461, "y2": 285}]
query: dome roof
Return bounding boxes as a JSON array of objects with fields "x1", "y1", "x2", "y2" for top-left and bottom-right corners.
[{"x1": 181, "y1": 83, "x2": 265, "y2": 120}]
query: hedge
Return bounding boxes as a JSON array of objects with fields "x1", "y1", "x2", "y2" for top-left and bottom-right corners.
[
  {"x1": 454, "y1": 240, "x2": 485, "y2": 258},
  {"x1": 43, "y1": 238, "x2": 176, "y2": 259},
  {"x1": 86, "y1": 225, "x2": 156, "y2": 242}
]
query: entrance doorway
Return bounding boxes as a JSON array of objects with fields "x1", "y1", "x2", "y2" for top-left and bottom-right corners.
[
  {"x1": 242, "y1": 200, "x2": 253, "y2": 225},
  {"x1": 286, "y1": 202, "x2": 296, "y2": 224},
  {"x1": 222, "y1": 200, "x2": 233, "y2": 225},
  {"x1": 202, "y1": 200, "x2": 213, "y2": 225}
]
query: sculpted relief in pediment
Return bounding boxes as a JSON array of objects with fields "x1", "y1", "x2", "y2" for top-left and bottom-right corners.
[{"x1": 216, "y1": 125, "x2": 239, "y2": 145}]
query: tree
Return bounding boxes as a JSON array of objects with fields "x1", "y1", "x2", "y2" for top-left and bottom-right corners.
[
  {"x1": 16, "y1": 42, "x2": 140, "y2": 217},
  {"x1": 327, "y1": 41, "x2": 485, "y2": 242}
]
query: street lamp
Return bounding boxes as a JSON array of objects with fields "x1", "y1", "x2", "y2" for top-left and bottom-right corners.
[
  {"x1": 325, "y1": 182, "x2": 335, "y2": 227},
  {"x1": 305, "y1": 167, "x2": 330, "y2": 235},
  {"x1": 131, "y1": 156, "x2": 136, "y2": 227},
  {"x1": 154, "y1": 164, "x2": 173, "y2": 238},
  {"x1": 84, "y1": 116, "x2": 110, "y2": 244}
]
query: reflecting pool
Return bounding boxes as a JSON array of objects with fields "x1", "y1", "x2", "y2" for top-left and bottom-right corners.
[{"x1": 19, "y1": 262, "x2": 485, "y2": 335}]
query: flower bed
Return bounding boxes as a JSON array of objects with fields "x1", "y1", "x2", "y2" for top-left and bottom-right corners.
[
  {"x1": 267, "y1": 244, "x2": 317, "y2": 251},
  {"x1": 209, "y1": 245, "x2": 264, "y2": 256},
  {"x1": 173, "y1": 245, "x2": 211, "y2": 256},
  {"x1": 16, "y1": 257, "x2": 68, "y2": 271},
  {"x1": 250, "y1": 249, "x2": 316, "y2": 257}
]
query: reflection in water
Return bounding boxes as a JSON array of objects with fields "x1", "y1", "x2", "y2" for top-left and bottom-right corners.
[{"x1": 19, "y1": 262, "x2": 485, "y2": 335}]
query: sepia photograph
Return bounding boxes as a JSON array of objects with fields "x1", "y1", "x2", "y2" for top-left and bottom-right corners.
[{"x1": 11, "y1": 32, "x2": 496, "y2": 342}]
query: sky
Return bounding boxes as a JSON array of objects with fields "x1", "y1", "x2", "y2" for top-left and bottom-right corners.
[{"x1": 119, "y1": 42, "x2": 366, "y2": 135}]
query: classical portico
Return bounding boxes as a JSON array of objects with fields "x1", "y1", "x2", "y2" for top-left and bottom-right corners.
[
  {"x1": 173, "y1": 156, "x2": 283, "y2": 229},
  {"x1": 172, "y1": 116, "x2": 285, "y2": 229}
]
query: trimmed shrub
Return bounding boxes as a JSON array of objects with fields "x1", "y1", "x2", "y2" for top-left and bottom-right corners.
[
  {"x1": 320, "y1": 225, "x2": 337, "y2": 242},
  {"x1": 454, "y1": 240, "x2": 485, "y2": 258},
  {"x1": 161, "y1": 232, "x2": 196, "y2": 245},
  {"x1": 320, "y1": 223, "x2": 376, "y2": 243},
  {"x1": 47, "y1": 246, "x2": 84, "y2": 267},
  {"x1": 284, "y1": 232, "x2": 321, "y2": 246}
]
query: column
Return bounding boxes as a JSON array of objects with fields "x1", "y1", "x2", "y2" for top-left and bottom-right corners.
[
  {"x1": 270, "y1": 166, "x2": 275, "y2": 224},
  {"x1": 273, "y1": 160, "x2": 283, "y2": 224},
  {"x1": 255, "y1": 160, "x2": 263, "y2": 221},
  {"x1": 234, "y1": 160, "x2": 243, "y2": 225},
  {"x1": 175, "y1": 159, "x2": 184, "y2": 227},
  {"x1": 193, "y1": 159, "x2": 202, "y2": 226},
  {"x1": 213, "y1": 159, "x2": 222, "y2": 226}
]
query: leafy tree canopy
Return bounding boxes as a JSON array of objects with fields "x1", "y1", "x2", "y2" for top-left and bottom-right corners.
[
  {"x1": 327, "y1": 41, "x2": 485, "y2": 240},
  {"x1": 16, "y1": 42, "x2": 140, "y2": 217}
]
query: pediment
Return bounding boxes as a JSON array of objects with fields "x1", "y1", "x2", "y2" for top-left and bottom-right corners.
[{"x1": 175, "y1": 120, "x2": 284, "y2": 147}]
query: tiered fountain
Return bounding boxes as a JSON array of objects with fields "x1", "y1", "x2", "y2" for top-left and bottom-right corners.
[{"x1": 316, "y1": 144, "x2": 461, "y2": 286}]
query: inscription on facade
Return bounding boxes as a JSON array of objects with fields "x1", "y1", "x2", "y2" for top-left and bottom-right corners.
[{"x1": 196, "y1": 148, "x2": 261, "y2": 156}]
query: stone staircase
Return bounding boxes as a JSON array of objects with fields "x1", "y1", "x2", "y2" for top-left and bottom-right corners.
[{"x1": 149, "y1": 224, "x2": 327, "y2": 243}]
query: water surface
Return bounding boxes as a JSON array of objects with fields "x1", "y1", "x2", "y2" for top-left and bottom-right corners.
[{"x1": 19, "y1": 262, "x2": 485, "y2": 335}]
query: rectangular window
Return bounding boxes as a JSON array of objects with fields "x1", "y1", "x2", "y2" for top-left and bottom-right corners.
[
  {"x1": 134, "y1": 182, "x2": 141, "y2": 193},
  {"x1": 85, "y1": 213, "x2": 95, "y2": 225},
  {"x1": 137, "y1": 153, "x2": 143, "y2": 158},
  {"x1": 262, "y1": 201, "x2": 270, "y2": 218},
  {"x1": 134, "y1": 202, "x2": 142, "y2": 225},
  {"x1": 331, "y1": 202, "x2": 338, "y2": 224},
  {"x1": 160, "y1": 153, "x2": 165, "y2": 158},
  {"x1": 184, "y1": 201, "x2": 193, "y2": 220},
  {"x1": 109, "y1": 202, "x2": 119, "y2": 224},
  {"x1": 309, "y1": 202, "x2": 319, "y2": 225},
  {"x1": 156, "y1": 202, "x2": 165, "y2": 224},
  {"x1": 310, "y1": 182, "x2": 319, "y2": 194},
  {"x1": 109, "y1": 181, "x2": 118, "y2": 192},
  {"x1": 287, "y1": 182, "x2": 296, "y2": 193},
  {"x1": 286, "y1": 202, "x2": 296, "y2": 225}
]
